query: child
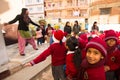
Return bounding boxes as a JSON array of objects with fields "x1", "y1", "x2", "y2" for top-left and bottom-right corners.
[
  {"x1": 35, "y1": 27, "x2": 43, "y2": 46},
  {"x1": 104, "y1": 30, "x2": 120, "y2": 80},
  {"x1": 78, "y1": 37, "x2": 107, "y2": 80},
  {"x1": 25, "y1": 30, "x2": 67, "y2": 80},
  {"x1": 65, "y1": 36, "x2": 82, "y2": 80}
]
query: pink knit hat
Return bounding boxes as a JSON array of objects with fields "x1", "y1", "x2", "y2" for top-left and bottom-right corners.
[
  {"x1": 86, "y1": 37, "x2": 107, "y2": 57},
  {"x1": 104, "y1": 29, "x2": 118, "y2": 41}
]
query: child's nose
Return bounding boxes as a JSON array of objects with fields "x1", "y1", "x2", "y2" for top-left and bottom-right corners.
[{"x1": 88, "y1": 53, "x2": 94, "y2": 57}]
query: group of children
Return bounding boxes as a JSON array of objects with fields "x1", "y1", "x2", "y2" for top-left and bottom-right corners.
[{"x1": 25, "y1": 29, "x2": 120, "y2": 80}]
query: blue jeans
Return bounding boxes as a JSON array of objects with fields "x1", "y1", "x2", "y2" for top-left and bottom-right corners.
[{"x1": 37, "y1": 37, "x2": 43, "y2": 45}]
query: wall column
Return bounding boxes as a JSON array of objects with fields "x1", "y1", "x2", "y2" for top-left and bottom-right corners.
[{"x1": 0, "y1": 23, "x2": 9, "y2": 72}]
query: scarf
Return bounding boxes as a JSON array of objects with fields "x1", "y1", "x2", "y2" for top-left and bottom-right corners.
[{"x1": 77, "y1": 58, "x2": 105, "y2": 80}]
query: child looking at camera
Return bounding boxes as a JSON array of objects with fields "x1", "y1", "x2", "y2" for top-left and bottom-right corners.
[{"x1": 78, "y1": 37, "x2": 107, "y2": 80}]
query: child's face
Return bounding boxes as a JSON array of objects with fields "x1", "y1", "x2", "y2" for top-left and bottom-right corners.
[
  {"x1": 71, "y1": 32, "x2": 75, "y2": 36},
  {"x1": 106, "y1": 39, "x2": 116, "y2": 47},
  {"x1": 86, "y1": 48, "x2": 103, "y2": 64}
]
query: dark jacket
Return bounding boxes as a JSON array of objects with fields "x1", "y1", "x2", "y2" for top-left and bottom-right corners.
[
  {"x1": 8, "y1": 15, "x2": 40, "y2": 31},
  {"x1": 64, "y1": 26, "x2": 72, "y2": 34}
]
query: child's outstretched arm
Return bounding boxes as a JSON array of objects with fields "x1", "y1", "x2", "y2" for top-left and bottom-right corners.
[{"x1": 24, "y1": 46, "x2": 52, "y2": 66}]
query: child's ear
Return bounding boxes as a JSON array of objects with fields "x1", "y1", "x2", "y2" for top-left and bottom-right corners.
[{"x1": 101, "y1": 56, "x2": 104, "y2": 59}]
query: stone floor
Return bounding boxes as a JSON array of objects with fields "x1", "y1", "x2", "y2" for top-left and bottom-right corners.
[
  {"x1": 33, "y1": 65, "x2": 54, "y2": 80},
  {"x1": 2, "y1": 43, "x2": 52, "y2": 80}
]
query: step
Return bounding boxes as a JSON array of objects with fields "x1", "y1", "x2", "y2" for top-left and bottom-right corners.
[
  {"x1": 3, "y1": 56, "x2": 51, "y2": 80},
  {"x1": 1, "y1": 43, "x2": 51, "y2": 80}
]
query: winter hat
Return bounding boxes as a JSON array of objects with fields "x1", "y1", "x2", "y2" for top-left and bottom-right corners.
[
  {"x1": 86, "y1": 37, "x2": 107, "y2": 57},
  {"x1": 104, "y1": 29, "x2": 118, "y2": 41},
  {"x1": 53, "y1": 30, "x2": 64, "y2": 42},
  {"x1": 54, "y1": 24, "x2": 60, "y2": 30},
  {"x1": 79, "y1": 33, "x2": 88, "y2": 41}
]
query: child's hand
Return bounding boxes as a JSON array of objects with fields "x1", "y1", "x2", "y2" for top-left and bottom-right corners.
[
  {"x1": 104, "y1": 65, "x2": 110, "y2": 72},
  {"x1": 24, "y1": 62, "x2": 32, "y2": 67}
]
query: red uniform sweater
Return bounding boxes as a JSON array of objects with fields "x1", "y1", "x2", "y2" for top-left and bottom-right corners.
[
  {"x1": 30, "y1": 43, "x2": 67, "y2": 66},
  {"x1": 106, "y1": 48, "x2": 120, "y2": 71},
  {"x1": 66, "y1": 52, "x2": 78, "y2": 78},
  {"x1": 84, "y1": 66, "x2": 106, "y2": 80}
]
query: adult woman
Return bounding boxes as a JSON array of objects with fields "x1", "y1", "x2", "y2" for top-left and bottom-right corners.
[
  {"x1": 91, "y1": 21, "x2": 99, "y2": 33},
  {"x1": 4, "y1": 8, "x2": 40, "y2": 56},
  {"x1": 64, "y1": 21, "x2": 72, "y2": 35},
  {"x1": 73, "y1": 20, "x2": 81, "y2": 35}
]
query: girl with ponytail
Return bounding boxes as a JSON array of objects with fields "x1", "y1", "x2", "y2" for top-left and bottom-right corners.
[{"x1": 65, "y1": 36, "x2": 82, "y2": 80}]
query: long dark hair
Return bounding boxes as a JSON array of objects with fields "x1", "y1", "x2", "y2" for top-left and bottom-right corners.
[
  {"x1": 21, "y1": 8, "x2": 28, "y2": 16},
  {"x1": 92, "y1": 21, "x2": 99, "y2": 31},
  {"x1": 66, "y1": 36, "x2": 82, "y2": 69},
  {"x1": 21, "y1": 8, "x2": 30, "y2": 24},
  {"x1": 74, "y1": 20, "x2": 79, "y2": 26},
  {"x1": 65, "y1": 21, "x2": 70, "y2": 27}
]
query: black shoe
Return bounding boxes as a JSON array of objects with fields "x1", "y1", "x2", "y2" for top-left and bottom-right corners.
[
  {"x1": 20, "y1": 54, "x2": 25, "y2": 56},
  {"x1": 35, "y1": 48, "x2": 38, "y2": 50}
]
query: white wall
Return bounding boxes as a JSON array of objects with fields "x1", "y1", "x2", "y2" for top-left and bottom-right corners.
[
  {"x1": 0, "y1": 0, "x2": 25, "y2": 67},
  {"x1": 0, "y1": 24, "x2": 9, "y2": 66},
  {"x1": 0, "y1": 0, "x2": 25, "y2": 24}
]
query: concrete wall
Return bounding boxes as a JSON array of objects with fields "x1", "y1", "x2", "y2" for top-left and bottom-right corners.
[
  {"x1": 0, "y1": 0, "x2": 25, "y2": 66},
  {"x1": 0, "y1": 24, "x2": 9, "y2": 66}
]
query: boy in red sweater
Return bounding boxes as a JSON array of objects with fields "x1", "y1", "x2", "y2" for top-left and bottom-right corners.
[
  {"x1": 78, "y1": 37, "x2": 107, "y2": 80},
  {"x1": 25, "y1": 30, "x2": 67, "y2": 80}
]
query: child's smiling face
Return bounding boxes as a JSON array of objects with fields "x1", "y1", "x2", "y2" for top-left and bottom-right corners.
[{"x1": 86, "y1": 48, "x2": 104, "y2": 64}]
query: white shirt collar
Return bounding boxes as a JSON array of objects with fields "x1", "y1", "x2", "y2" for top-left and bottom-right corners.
[{"x1": 67, "y1": 51, "x2": 74, "y2": 54}]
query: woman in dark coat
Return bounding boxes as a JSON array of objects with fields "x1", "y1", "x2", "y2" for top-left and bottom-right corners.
[
  {"x1": 64, "y1": 21, "x2": 72, "y2": 35},
  {"x1": 4, "y1": 8, "x2": 40, "y2": 56}
]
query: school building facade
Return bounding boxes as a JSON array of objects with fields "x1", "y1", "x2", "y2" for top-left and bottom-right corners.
[{"x1": 88, "y1": 0, "x2": 120, "y2": 31}]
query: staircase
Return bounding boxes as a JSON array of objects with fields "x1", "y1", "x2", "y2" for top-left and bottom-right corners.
[{"x1": 0, "y1": 43, "x2": 51, "y2": 80}]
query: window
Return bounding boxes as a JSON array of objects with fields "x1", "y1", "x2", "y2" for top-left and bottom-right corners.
[
  {"x1": 37, "y1": 7, "x2": 43, "y2": 11},
  {"x1": 36, "y1": 6, "x2": 44, "y2": 13},
  {"x1": 26, "y1": 0, "x2": 32, "y2": 4},
  {"x1": 29, "y1": 7, "x2": 33, "y2": 12},
  {"x1": 36, "y1": 0, "x2": 43, "y2": 4},
  {"x1": 100, "y1": 8, "x2": 111, "y2": 15}
]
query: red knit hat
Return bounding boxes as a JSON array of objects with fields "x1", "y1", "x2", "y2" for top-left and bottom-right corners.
[
  {"x1": 86, "y1": 37, "x2": 107, "y2": 57},
  {"x1": 104, "y1": 29, "x2": 118, "y2": 41},
  {"x1": 53, "y1": 30, "x2": 64, "y2": 41},
  {"x1": 79, "y1": 33, "x2": 88, "y2": 41}
]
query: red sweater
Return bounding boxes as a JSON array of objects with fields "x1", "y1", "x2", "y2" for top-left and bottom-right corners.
[
  {"x1": 83, "y1": 66, "x2": 106, "y2": 80},
  {"x1": 106, "y1": 48, "x2": 120, "y2": 71},
  {"x1": 66, "y1": 52, "x2": 78, "y2": 78},
  {"x1": 30, "y1": 43, "x2": 67, "y2": 66}
]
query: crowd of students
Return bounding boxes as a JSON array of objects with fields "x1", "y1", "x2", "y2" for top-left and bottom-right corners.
[
  {"x1": 25, "y1": 25, "x2": 120, "y2": 80},
  {"x1": 4, "y1": 8, "x2": 120, "y2": 80}
]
